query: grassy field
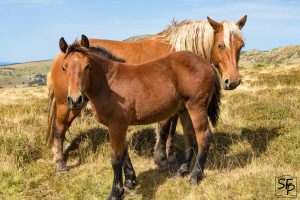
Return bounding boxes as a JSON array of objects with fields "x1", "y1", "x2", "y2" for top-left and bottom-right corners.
[{"x1": 0, "y1": 60, "x2": 300, "y2": 199}]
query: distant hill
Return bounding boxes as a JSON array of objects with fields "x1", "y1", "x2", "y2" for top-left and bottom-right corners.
[
  {"x1": 124, "y1": 34, "x2": 153, "y2": 41},
  {"x1": 0, "y1": 60, "x2": 52, "y2": 88},
  {"x1": 0, "y1": 36, "x2": 299, "y2": 88},
  {"x1": 240, "y1": 45, "x2": 300, "y2": 66}
]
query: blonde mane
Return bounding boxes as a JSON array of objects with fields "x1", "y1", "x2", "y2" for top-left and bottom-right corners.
[{"x1": 151, "y1": 20, "x2": 244, "y2": 62}]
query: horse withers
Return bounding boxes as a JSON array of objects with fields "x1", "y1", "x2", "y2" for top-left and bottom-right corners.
[{"x1": 57, "y1": 35, "x2": 221, "y2": 199}]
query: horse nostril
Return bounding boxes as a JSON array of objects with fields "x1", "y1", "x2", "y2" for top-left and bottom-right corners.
[
  {"x1": 224, "y1": 79, "x2": 230, "y2": 85},
  {"x1": 67, "y1": 96, "x2": 73, "y2": 106},
  {"x1": 77, "y1": 95, "x2": 83, "y2": 105}
]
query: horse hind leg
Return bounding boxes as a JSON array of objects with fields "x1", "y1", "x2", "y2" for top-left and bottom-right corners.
[
  {"x1": 154, "y1": 117, "x2": 172, "y2": 170},
  {"x1": 175, "y1": 109, "x2": 196, "y2": 178},
  {"x1": 166, "y1": 114, "x2": 179, "y2": 169}
]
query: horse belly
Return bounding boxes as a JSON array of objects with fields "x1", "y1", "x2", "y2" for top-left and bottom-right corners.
[{"x1": 131, "y1": 86, "x2": 180, "y2": 125}]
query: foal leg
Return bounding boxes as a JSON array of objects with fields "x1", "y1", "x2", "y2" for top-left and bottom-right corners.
[
  {"x1": 175, "y1": 109, "x2": 196, "y2": 177},
  {"x1": 108, "y1": 125, "x2": 127, "y2": 200},
  {"x1": 123, "y1": 143, "x2": 137, "y2": 190},
  {"x1": 154, "y1": 117, "x2": 172, "y2": 170},
  {"x1": 186, "y1": 104, "x2": 211, "y2": 185}
]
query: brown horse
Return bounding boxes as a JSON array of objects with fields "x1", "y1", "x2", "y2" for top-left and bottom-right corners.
[
  {"x1": 47, "y1": 16, "x2": 247, "y2": 172},
  {"x1": 58, "y1": 35, "x2": 220, "y2": 199}
]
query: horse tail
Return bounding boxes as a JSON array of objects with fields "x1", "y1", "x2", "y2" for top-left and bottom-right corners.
[
  {"x1": 46, "y1": 72, "x2": 56, "y2": 148},
  {"x1": 208, "y1": 66, "x2": 221, "y2": 127}
]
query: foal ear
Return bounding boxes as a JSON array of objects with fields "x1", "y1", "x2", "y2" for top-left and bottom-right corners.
[
  {"x1": 59, "y1": 37, "x2": 68, "y2": 53},
  {"x1": 81, "y1": 34, "x2": 90, "y2": 49},
  {"x1": 207, "y1": 16, "x2": 222, "y2": 32},
  {"x1": 236, "y1": 15, "x2": 247, "y2": 30}
]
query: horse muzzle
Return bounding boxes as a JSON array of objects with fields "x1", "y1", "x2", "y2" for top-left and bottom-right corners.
[
  {"x1": 223, "y1": 78, "x2": 241, "y2": 90},
  {"x1": 67, "y1": 95, "x2": 84, "y2": 110}
]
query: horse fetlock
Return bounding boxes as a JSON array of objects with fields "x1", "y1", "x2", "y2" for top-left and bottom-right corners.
[
  {"x1": 153, "y1": 147, "x2": 167, "y2": 164},
  {"x1": 55, "y1": 160, "x2": 68, "y2": 174},
  {"x1": 124, "y1": 178, "x2": 137, "y2": 190},
  {"x1": 175, "y1": 163, "x2": 190, "y2": 178},
  {"x1": 167, "y1": 152, "x2": 177, "y2": 165},
  {"x1": 189, "y1": 169, "x2": 204, "y2": 185}
]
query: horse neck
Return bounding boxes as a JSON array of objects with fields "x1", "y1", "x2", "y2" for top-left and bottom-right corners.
[{"x1": 86, "y1": 54, "x2": 116, "y2": 98}]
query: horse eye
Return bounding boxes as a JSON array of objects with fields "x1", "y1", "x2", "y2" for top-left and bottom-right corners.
[
  {"x1": 85, "y1": 64, "x2": 90, "y2": 70},
  {"x1": 217, "y1": 43, "x2": 222, "y2": 48},
  {"x1": 62, "y1": 66, "x2": 66, "y2": 71}
]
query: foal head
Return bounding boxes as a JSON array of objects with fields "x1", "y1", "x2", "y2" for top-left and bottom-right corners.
[
  {"x1": 59, "y1": 35, "x2": 124, "y2": 110},
  {"x1": 208, "y1": 15, "x2": 247, "y2": 90},
  {"x1": 59, "y1": 35, "x2": 92, "y2": 110}
]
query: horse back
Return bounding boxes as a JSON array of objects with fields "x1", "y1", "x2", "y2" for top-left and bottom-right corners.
[{"x1": 88, "y1": 39, "x2": 172, "y2": 64}]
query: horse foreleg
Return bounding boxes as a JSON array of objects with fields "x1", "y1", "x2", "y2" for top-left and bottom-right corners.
[
  {"x1": 154, "y1": 118, "x2": 172, "y2": 170},
  {"x1": 53, "y1": 103, "x2": 70, "y2": 173},
  {"x1": 123, "y1": 143, "x2": 137, "y2": 190},
  {"x1": 185, "y1": 103, "x2": 211, "y2": 185},
  {"x1": 108, "y1": 125, "x2": 127, "y2": 200},
  {"x1": 175, "y1": 109, "x2": 196, "y2": 177}
]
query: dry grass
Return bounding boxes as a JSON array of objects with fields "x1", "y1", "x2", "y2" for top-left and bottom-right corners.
[{"x1": 0, "y1": 62, "x2": 299, "y2": 199}]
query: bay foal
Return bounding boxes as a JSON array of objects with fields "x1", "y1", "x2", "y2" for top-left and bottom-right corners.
[{"x1": 58, "y1": 36, "x2": 220, "y2": 199}]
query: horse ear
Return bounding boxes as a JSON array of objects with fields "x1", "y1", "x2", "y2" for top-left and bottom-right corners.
[
  {"x1": 81, "y1": 34, "x2": 90, "y2": 49},
  {"x1": 59, "y1": 37, "x2": 68, "y2": 53},
  {"x1": 207, "y1": 17, "x2": 222, "y2": 32},
  {"x1": 236, "y1": 15, "x2": 247, "y2": 30}
]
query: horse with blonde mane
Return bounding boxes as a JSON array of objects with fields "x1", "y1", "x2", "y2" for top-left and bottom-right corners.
[{"x1": 47, "y1": 16, "x2": 247, "y2": 176}]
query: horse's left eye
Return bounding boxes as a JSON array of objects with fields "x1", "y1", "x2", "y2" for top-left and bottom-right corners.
[{"x1": 217, "y1": 43, "x2": 222, "y2": 48}]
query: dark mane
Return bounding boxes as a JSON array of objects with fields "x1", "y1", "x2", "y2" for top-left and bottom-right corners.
[
  {"x1": 65, "y1": 42, "x2": 125, "y2": 63},
  {"x1": 90, "y1": 46, "x2": 125, "y2": 63}
]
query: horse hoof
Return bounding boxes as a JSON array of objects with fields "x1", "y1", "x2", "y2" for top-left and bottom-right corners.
[
  {"x1": 188, "y1": 173, "x2": 203, "y2": 185},
  {"x1": 188, "y1": 177, "x2": 198, "y2": 186},
  {"x1": 108, "y1": 187, "x2": 124, "y2": 200},
  {"x1": 157, "y1": 159, "x2": 169, "y2": 171},
  {"x1": 168, "y1": 156, "x2": 179, "y2": 172},
  {"x1": 55, "y1": 167, "x2": 69, "y2": 175},
  {"x1": 124, "y1": 179, "x2": 137, "y2": 190},
  {"x1": 174, "y1": 163, "x2": 189, "y2": 178}
]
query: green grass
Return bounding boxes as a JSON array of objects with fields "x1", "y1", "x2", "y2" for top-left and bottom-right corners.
[{"x1": 0, "y1": 62, "x2": 299, "y2": 199}]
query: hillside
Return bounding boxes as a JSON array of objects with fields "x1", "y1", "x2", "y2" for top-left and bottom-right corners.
[
  {"x1": 0, "y1": 60, "x2": 52, "y2": 88},
  {"x1": 240, "y1": 45, "x2": 300, "y2": 66}
]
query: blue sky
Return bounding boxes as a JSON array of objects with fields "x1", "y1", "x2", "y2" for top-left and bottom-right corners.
[{"x1": 0, "y1": 0, "x2": 299, "y2": 62}]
